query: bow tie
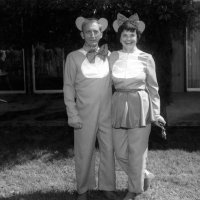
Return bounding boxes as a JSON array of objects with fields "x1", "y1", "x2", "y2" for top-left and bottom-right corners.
[{"x1": 86, "y1": 44, "x2": 108, "y2": 63}]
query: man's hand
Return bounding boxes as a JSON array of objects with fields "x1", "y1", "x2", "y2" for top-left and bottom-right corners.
[
  {"x1": 69, "y1": 122, "x2": 83, "y2": 129},
  {"x1": 68, "y1": 116, "x2": 83, "y2": 129}
]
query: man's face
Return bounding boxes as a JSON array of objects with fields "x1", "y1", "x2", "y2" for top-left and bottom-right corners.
[{"x1": 81, "y1": 21, "x2": 102, "y2": 48}]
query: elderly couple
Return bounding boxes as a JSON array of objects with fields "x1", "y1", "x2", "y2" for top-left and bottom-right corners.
[{"x1": 63, "y1": 13, "x2": 166, "y2": 200}]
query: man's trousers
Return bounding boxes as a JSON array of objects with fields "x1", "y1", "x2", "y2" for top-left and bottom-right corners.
[{"x1": 74, "y1": 116, "x2": 116, "y2": 194}]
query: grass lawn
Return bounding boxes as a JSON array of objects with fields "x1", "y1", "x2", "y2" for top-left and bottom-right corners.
[{"x1": 0, "y1": 126, "x2": 200, "y2": 200}]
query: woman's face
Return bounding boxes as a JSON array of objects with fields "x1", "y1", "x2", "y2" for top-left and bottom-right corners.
[{"x1": 120, "y1": 30, "x2": 137, "y2": 50}]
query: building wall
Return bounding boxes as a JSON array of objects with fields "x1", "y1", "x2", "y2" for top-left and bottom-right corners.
[{"x1": 171, "y1": 40, "x2": 185, "y2": 92}]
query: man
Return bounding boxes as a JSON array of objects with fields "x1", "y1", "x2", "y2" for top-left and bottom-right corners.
[{"x1": 63, "y1": 16, "x2": 117, "y2": 200}]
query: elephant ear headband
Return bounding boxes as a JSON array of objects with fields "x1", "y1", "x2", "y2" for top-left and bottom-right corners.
[
  {"x1": 113, "y1": 13, "x2": 145, "y2": 33},
  {"x1": 75, "y1": 16, "x2": 108, "y2": 32}
]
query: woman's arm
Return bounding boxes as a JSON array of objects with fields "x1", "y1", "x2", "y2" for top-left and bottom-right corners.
[{"x1": 146, "y1": 54, "x2": 166, "y2": 125}]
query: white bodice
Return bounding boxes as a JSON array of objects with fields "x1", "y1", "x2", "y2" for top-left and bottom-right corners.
[
  {"x1": 78, "y1": 49, "x2": 109, "y2": 79},
  {"x1": 112, "y1": 50, "x2": 146, "y2": 80}
]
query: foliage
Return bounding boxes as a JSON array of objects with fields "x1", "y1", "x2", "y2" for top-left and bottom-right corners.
[
  {"x1": 0, "y1": 0, "x2": 198, "y2": 106},
  {"x1": 0, "y1": 0, "x2": 197, "y2": 46}
]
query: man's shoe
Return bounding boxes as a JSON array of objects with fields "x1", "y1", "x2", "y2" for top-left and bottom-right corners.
[
  {"x1": 144, "y1": 172, "x2": 155, "y2": 191},
  {"x1": 77, "y1": 192, "x2": 88, "y2": 200},
  {"x1": 123, "y1": 192, "x2": 137, "y2": 200},
  {"x1": 102, "y1": 191, "x2": 118, "y2": 200}
]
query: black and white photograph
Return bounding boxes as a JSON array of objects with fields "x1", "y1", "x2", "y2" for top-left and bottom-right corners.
[{"x1": 0, "y1": 1, "x2": 200, "y2": 200}]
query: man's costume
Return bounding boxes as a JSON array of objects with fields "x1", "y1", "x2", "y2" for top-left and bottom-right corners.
[{"x1": 63, "y1": 17, "x2": 115, "y2": 194}]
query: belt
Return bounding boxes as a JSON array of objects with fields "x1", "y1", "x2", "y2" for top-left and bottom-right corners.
[{"x1": 115, "y1": 89, "x2": 144, "y2": 93}]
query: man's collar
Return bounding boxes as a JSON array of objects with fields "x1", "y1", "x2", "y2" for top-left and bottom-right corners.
[{"x1": 83, "y1": 44, "x2": 99, "y2": 52}]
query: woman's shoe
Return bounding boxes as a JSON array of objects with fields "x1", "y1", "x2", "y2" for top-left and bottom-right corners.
[
  {"x1": 123, "y1": 192, "x2": 137, "y2": 200},
  {"x1": 102, "y1": 191, "x2": 119, "y2": 200},
  {"x1": 144, "y1": 172, "x2": 155, "y2": 191},
  {"x1": 77, "y1": 192, "x2": 88, "y2": 200}
]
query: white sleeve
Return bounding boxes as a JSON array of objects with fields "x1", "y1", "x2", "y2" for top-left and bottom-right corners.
[{"x1": 146, "y1": 55, "x2": 161, "y2": 118}]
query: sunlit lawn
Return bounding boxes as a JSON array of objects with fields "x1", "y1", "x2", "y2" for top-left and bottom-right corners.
[{"x1": 0, "y1": 126, "x2": 200, "y2": 200}]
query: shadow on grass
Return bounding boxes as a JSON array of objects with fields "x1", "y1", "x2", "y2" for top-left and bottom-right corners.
[
  {"x1": 0, "y1": 125, "x2": 74, "y2": 168},
  {"x1": 149, "y1": 126, "x2": 200, "y2": 151},
  {"x1": 2, "y1": 191, "x2": 75, "y2": 200},
  {"x1": 0, "y1": 124, "x2": 200, "y2": 168},
  {"x1": 2, "y1": 190, "x2": 125, "y2": 200}
]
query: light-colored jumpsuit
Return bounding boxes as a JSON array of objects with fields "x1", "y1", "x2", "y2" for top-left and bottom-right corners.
[
  {"x1": 63, "y1": 48, "x2": 115, "y2": 194},
  {"x1": 109, "y1": 48, "x2": 160, "y2": 194}
]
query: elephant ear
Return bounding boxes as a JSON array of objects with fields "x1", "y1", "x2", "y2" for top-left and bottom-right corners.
[
  {"x1": 75, "y1": 16, "x2": 86, "y2": 31},
  {"x1": 98, "y1": 18, "x2": 108, "y2": 32},
  {"x1": 137, "y1": 21, "x2": 145, "y2": 33},
  {"x1": 113, "y1": 20, "x2": 119, "y2": 32}
]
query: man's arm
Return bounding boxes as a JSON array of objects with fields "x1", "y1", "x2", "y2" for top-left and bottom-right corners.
[{"x1": 63, "y1": 52, "x2": 82, "y2": 128}]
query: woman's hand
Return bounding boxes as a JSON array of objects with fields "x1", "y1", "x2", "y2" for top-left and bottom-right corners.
[
  {"x1": 154, "y1": 115, "x2": 166, "y2": 127},
  {"x1": 154, "y1": 115, "x2": 167, "y2": 140}
]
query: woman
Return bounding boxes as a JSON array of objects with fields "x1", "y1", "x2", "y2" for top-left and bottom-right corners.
[{"x1": 109, "y1": 13, "x2": 166, "y2": 200}]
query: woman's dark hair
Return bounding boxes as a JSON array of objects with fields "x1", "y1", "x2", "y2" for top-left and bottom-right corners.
[{"x1": 117, "y1": 20, "x2": 142, "y2": 41}]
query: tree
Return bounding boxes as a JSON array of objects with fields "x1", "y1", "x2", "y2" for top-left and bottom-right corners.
[{"x1": 0, "y1": 0, "x2": 198, "y2": 104}]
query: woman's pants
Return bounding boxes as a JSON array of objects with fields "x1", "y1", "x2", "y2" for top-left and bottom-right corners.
[{"x1": 113, "y1": 124, "x2": 151, "y2": 193}]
